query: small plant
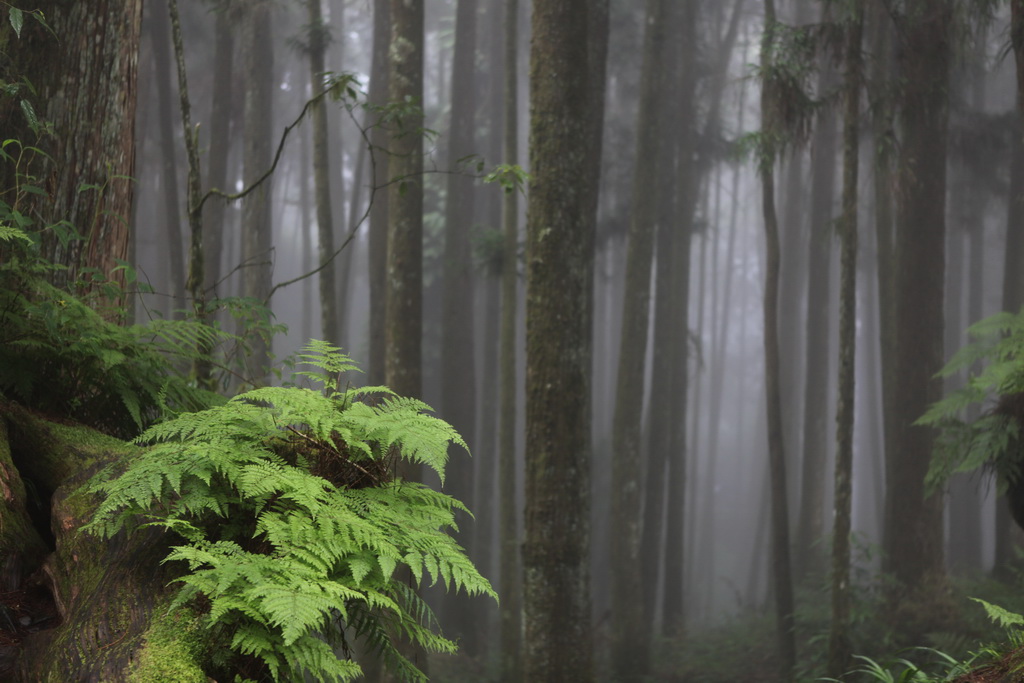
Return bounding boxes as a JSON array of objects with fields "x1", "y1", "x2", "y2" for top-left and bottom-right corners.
[
  {"x1": 85, "y1": 341, "x2": 495, "y2": 682},
  {"x1": 919, "y1": 311, "x2": 1024, "y2": 490}
]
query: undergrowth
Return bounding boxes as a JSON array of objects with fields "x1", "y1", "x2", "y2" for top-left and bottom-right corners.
[{"x1": 85, "y1": 341, "x2": 496, "y2": 683}]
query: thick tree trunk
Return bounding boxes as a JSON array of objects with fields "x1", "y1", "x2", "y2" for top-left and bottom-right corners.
[
  {"x1": 522, "y1": 0, "x2": 595, "y2": 679},
  {"x1": 882, "y1": 2, "x2": 951, "y2": 610},
  {"x1": 0, "y1": 2, "x2": 141, "y2": 302}
]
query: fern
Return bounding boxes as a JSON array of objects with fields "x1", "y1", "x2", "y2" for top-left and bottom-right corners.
[
  {"x1": 920, "y1": 310, "x2": 1024, "y2": 490},
  {"x1": 86, "y1": 342, "x2": 495, "y2": 682}
]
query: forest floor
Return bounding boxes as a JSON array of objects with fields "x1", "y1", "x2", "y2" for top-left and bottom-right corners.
[{"x1": 951, "y1": 647, "x2": 1024, "y2": 682}]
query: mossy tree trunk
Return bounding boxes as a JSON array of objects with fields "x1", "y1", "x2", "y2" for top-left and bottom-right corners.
[
  {"x1": 827, "y1": 3, "x2": 863, "y2": 676},
  {"x1": 0, "y1": 403, "x2": 208, "y2": 681},
  {"x1": 522, "y1": 0, "x2": 596, "y2": 680}
]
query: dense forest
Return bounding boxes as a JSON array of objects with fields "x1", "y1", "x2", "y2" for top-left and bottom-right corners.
[{"x1": 7, "y1": 0, "x2": 1024, "y2": 681}]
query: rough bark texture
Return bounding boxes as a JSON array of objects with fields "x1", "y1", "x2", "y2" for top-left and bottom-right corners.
[
  {"x1": 241, "y1": 0, "x2": 275, "y2": 381},
  {"x1": 384, "y1": 0, "x2": 423, "y2": 406},
  {"x1": 882, "y1": 1, "x2": 951, "y2": 607},
  {"x1": 609, "y1": 1, "x2": 668, "y2": 678},
  {"x1": 522, "y1": 0, "x2": 595, "y2": 679},
  {"x1": 0, "y1": 1, "x2": 141, "y2": 300}
]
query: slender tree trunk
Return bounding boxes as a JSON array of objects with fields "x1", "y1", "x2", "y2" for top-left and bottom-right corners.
[
  {"x1": 522, "y1": 0, "x2": 595, "y2": 679},
  {"x1": 202, "y1": 3, "x2": 235, "y2": 303},
  {"x1": 797, "y1": 19, "x2": 839, "y2": 578},
  {"x1": 438, "y1": 0, "x2": 479, "y2": 649},
  {"x1": 241, "y1": 0, "x2": 275, "y2": 382},
  {"x1": 759, "y1": 1, "x2": 796, "y2": 675},
  {"x1": 826, "y1": 5, "x2": 862, "y2": 676},
  {"x1": 608, "y1": 1, "x2": 669, "y2": 678},
  {"x1": 306, "y1": 0, "x2": 340, "y2": 348},
  {"x1": 498, "y1": 0, "x2": 522, "y2": 678},
  {"x1": 367, "y1": 0, "x2": 391, "y2": 387},
  {"x1": 150, "y1": 5, "x2": 186, "y2": 311}
]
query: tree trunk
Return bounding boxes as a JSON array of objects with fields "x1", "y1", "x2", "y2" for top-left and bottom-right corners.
[
  {"x1": 438, "y1": 0, "x2": 479, "y2": 650},
  {"x1": 149, "y1": 5, "x2": 187, "y2": 312},
  {"x1": 0, "y1": 1, "x2": 141, "y2": 302},
  {"x1": 882, "y1": 2, "x2": 951, "y2": 612},
  {"x1": 608, "y1": 1, "x2": 669, "y2": 678},
  {"x1": 498, "y1": 0, "x2": 522, "y2": 677},
  {"x1": 797, "y1": 25, "x2": 839, "y2": 578},
  {"x1": 826, "y1": 5, "x2": 862, "y2": 676},
  {"x1": 307, "y1": 0, "x2": 341, "y2": 348},
  {"x1": 202, "y1": 2, "x2": 236, "y2": 303},
  {"x1": 367, "y1": 0, "x2": 391, "y2": 387},
  {"x1": 241, "y1": 0, "x2": 275, "y2": 382},
  {"x1": 759, "y1": 1, "x2": 797, "y2": 675},
  {"x1": 522, "y1": 0, "x2": 596, "y2": 678}
]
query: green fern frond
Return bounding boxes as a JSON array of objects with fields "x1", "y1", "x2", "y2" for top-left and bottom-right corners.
[{"x1": 87, "y1": 344, "x2": 495, "y2": 682}]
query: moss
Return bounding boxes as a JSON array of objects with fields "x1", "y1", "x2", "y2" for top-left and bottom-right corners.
[{"x1": 126, "y1": 604, "x2": 208, "y2": 683}]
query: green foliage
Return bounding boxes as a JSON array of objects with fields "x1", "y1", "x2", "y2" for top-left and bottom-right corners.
[
  {"x1": 86, "y1": 342, "x2": 495, "y2": 683},
  {"x1": 919, "y1": 311, "x2": 1024, "y2": 490},
  {"x1": 0, "y1": 227, "x2": 224, "y2": 435},
  {"x1": 970, "y1": 597, "x2": 1024, "y2": 661},
  {"x1": 482, "y1": 163, "x2": 530, "y2": 195}
]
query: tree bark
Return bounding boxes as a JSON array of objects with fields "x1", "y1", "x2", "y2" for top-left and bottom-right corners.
[
  {"x1": 307, "y1": 0, "x2": 341, "y2": 348},
  {"x1": 367, "y1": 0, "x2": 391, "y2": 387},
  {"x1": 608, "y1": 1, "x2": 669, "y2": 678},
  {"x1": 0, "y1": 1, "x2": 141, "y2": 303},
  {"x1": 759, "y1": 1, "x2": 797, "y2": 675},
  {"x1": 827, "y1": 4, "x2": 862, "y2": 676},
  {"x1": 498, "y1": 0, "x2": 522, "y2": 678},
  {"x1": 438, "y1": 0, "x2": 479, "y2": 649},
  {"x1": 882, "y1": 1, "x2": 951, "y2": 606},
  {"x1": 241, "y1": 0, "x2": 275, "y2": 382},
  {"x1": 522, "y1": 0, "x2": 595, "y2": 678}
]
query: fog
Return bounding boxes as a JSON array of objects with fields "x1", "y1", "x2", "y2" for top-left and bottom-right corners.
[{"x1": 129, "y1": 0, "x2": 1024, "y2": 679}]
